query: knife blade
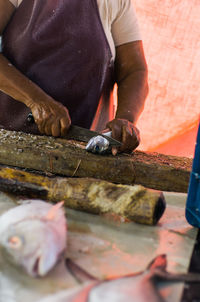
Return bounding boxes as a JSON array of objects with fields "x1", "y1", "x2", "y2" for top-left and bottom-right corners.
[
  {"x1": 66, "y1": 125, "x2": 121, "y2": 146},
  {"x1": 27, "y1": 113, "x2": 121, "y2": 146}
]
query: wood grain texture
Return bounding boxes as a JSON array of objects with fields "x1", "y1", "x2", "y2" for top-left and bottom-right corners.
[
  {"x1": 0, "y1": 166, "x2": 166, "y2": 225},
  {"x1": 0, "y1": 129, "x2": 192, "y2": 192}
]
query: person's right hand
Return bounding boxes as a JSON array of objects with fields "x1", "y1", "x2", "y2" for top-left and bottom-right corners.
[{"x1": 29, "y1": 97, "x2": 71, "y2": 137}]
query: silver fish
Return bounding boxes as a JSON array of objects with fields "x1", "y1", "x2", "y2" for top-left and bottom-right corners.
[
  {"x1": 37, "y1": 254, "x2": 200, "y2": 302},
  {"x1": 86, "y1": 131, "x2": 112, "y2": 154},
  {"x1": 0, "y1": 199, "x2": 67, "y2": 277},
  {"x1": 86, "y1": 135, "x2": 110, "y2": 154}
]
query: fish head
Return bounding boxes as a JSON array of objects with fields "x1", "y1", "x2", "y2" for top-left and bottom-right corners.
[
  {"x1": 0, "y1": 210, "x2": 67, "y2": 277},
  {"x1": 1, "y1": 219, "x2": 66, "y2": 277},
  {"x1": 86, "y1": 135, "x2": 110, "y2": 154}
]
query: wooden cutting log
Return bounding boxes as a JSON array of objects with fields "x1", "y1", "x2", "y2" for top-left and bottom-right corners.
[
  {"x1": 0, "y1": 166, "x2": 166, "y2": 225},
  {"x1": 0, "y1": 129, "x2": 192, "y2": 192}
]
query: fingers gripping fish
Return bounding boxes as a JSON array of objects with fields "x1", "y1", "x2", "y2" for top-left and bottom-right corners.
[{"x1": 0, "y1": 200, "x2": 67, "y2": 277}]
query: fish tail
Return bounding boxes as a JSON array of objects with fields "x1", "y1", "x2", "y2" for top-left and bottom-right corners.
[
  {"x1": 147, "y1": 254, "x2": 167, "y2": 272},
  {"x1": 148, "y1": 255, "x2": 200, "y2": 283}
]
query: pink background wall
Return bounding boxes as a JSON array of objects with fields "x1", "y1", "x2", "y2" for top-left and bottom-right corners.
[{"x1": 133, "y1": 0, "x2": 200, "y2": 157}]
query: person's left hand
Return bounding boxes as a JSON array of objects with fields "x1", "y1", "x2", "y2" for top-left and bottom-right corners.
[{"x1": 105, "y1": 118, "x2": 140, "y2": 155}]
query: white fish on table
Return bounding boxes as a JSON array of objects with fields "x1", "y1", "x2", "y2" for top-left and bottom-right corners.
[
  {"x1": 37, "y1": 254, "x2": 200, "y2": 302},
  {"x1": 0, "y1": 199, "x2": 67, "y2": 277}
]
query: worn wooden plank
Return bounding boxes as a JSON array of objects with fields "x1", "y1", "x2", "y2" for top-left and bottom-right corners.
[
  {"x1": 0, "y1": 129, "x2": 192, "y2": 192},
  {"x1": 0, "y1": 166, "x2": 166, "y2": 225}
]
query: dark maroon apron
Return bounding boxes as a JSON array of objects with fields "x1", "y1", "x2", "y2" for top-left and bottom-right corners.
[{"x1": 0, "y1": 0, "x2": 114, "y2": 133}]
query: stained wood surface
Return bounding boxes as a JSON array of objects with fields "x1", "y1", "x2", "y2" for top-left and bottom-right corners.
[
  {"x1": 0, "y1": 166, "x2": 166, "y2": 225},
  {"x1": 0, "y1": 129, "x2": 192, "y2": 192}
]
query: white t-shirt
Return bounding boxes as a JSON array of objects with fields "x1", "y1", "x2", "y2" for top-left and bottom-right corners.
[{"x1": 8, "y1": 0, "x2": 141, "y2": 59}]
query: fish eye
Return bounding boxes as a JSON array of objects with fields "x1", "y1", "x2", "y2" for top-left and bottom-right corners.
[{"x1": 7, "y1": 236, "x2": 23, "y2": 249}]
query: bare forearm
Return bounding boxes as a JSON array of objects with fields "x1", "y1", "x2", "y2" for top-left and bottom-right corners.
[
  {"x1": 0, "y1": 53, "x2": 71, "y2": 136},
  {"x1": 0, "y1": 1, "x2": 46, "y2": 105},
  {"x1": 0, "y1": 53, "x2": 51, "y2": 106},
  {"x1": 0, "y1": 0, "x2": 70, "y2": 137},
  {"x1": 116, "y1": 69, "x2": 148, "y2": 124},
  {"x1": 107, "y1": 40, "x2": 148, "y2": 154}
]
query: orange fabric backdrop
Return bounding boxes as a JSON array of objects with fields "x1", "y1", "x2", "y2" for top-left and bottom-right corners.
[{"x1": 133, "y1": 0, "x2": 200, "y2": 157}]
